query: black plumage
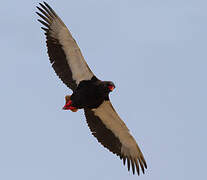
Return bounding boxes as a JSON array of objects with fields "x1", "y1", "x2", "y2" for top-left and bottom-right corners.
[{"x1": 70, "y1": 76, "x2": 115, "y2": 109}]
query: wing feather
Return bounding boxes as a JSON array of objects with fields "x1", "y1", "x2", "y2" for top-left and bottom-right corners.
[
  {"x1": 84, "y1": 100, "x2": 147, "y2": 175},
  {"x1": 36, "y1": 2, "x2": 94, "y2": 91}
]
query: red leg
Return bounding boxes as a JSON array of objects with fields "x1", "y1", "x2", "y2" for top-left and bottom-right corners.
[{"x1": 63, "y1": 95, "x2": 78, "y2": 112}]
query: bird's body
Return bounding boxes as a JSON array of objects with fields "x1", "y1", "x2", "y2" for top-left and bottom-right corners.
[
  {"x1": 70, "y1": 76, "x2": 113, "y2": 109},
  {"x1": 36, "y1": 1, "x2": 147, "y2": 175}
]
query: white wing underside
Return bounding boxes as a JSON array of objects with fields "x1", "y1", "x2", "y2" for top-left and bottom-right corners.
[
  {"x1": 92, "y1": 101, "x2": 144, "y2": 160},
  {"x1": 49, "y1": 16, "x2": 93, "y2": 84}
]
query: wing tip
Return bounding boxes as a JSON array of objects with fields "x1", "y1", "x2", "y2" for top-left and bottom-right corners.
[
  {"x1": 43, "y1": 1, "x2": 49, "y2": 7},
  {"x1": 121, "y1": 155, "x2": 147, "y2": 176}
]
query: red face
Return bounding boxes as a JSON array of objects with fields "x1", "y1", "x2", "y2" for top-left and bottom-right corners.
[{"x1": 108, "y1": 85, "x2": 115, "y2": 91}]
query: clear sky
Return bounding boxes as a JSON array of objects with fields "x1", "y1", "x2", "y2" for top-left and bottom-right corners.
[{"x1": 0, "y1": 0, "x2": 206, "y2": 179}]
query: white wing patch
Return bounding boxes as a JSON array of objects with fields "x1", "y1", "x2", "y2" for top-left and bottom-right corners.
[
  {"x1": 92, "y1": 101, "x2": 143, "y2": 159},
  {"x1": 50, "y1": 17, "x2": 93, "y2": 84}
]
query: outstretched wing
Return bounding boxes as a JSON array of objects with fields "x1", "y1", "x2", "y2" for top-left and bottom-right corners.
[
  {"x1": 36, "y1": 2, "x2": 94, "y2": 91},
  {"x1": 84, "y1": 100, "x2": 147, "y2": 175}
]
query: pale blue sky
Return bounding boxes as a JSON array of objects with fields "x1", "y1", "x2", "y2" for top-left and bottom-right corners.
[{"x1": 0, "y1": 0, "x2": 206, "y2": 179}]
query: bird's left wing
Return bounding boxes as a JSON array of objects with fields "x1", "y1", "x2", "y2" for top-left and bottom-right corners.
[
  {"x1": 84, "y1": 100, "x2": 147, "y2": 175},
  {"x1": 36, "y1": 2, "x2": 94, "y2": 91}
]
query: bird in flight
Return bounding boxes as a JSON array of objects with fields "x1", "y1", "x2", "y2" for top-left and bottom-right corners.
[{"x1": 36, "y1": 2, "x2": 147, "y2": 175}]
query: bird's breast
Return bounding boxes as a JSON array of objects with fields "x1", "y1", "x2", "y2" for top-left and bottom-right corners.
[{"x1": 71, "y1": 81, "x2": 107, "y2": 109}]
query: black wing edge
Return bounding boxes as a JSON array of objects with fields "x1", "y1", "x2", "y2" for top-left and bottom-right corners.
[
  {"x1": 36, "y1": 2, "x2": 77, "y2": 91},
  {"x1": 84, "y1": 108, "x2": 147, "y2": 175}
]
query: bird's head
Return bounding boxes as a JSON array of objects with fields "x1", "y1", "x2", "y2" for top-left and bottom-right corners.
[{"x1": 102, "y1": 81, "x2": 116, "y2": 93}]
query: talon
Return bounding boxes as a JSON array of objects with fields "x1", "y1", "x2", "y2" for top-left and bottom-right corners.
[
  {"x1": 70, "y1": 107, "x2": 78, "y2": 112},
  {"x1": 63, "y1": 95, "x2": 78, "y2": 112},
  {"x1": 63, "y1": 95, "x2": 72, "y2": 110}
]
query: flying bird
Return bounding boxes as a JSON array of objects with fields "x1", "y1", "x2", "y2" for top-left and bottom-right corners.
[{"x1": 36, "y1": 2, "x2": 147, "y2": 175}]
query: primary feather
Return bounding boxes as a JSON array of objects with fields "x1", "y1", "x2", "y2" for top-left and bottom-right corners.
[{"x1": 36, "y1": 2, "x2": 93, "y2": 91}]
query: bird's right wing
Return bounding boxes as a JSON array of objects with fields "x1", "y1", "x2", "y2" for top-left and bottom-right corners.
[
  {"x1": 84, "y1": 100, "x2": 147, "y2": 175},
  {"x1": 36, "y1": 2, "x2": 94, "y2": 91}
]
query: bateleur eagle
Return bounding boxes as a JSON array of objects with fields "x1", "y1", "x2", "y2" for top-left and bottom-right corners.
[{"x1": 36, "y1": 1, "x2": 147, "y2": 175}]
